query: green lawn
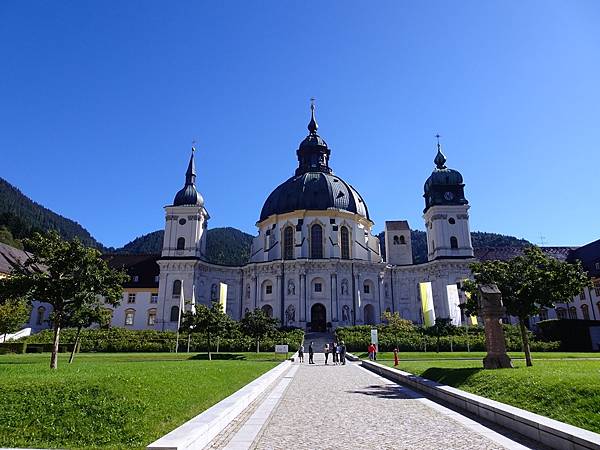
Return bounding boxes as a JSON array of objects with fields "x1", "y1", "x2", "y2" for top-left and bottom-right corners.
[
  {"x1": 375, "y1": 356, "x2": 600, "y2": 434},
  {"x1": 0, "y1": 352, "x2": 281, "y2": 449}
]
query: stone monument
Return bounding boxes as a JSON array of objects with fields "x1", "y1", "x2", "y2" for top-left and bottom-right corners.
[{"x1": 479, "y1": 284, "x2": 513, "y2": 369}]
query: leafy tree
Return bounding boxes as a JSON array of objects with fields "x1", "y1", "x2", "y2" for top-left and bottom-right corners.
[
  {"x1": 0, "y1": 231, "x2": 127, "y2": 369},
  {"x1": 381, "y1": 311, "x2": 414, "y2": 348},
  {"x1": 179, "y1": 301, "x2": 232, "y2": 360},
  {"x1": 240, "y1": 308, "x2": 279, "y2": 353},
  {"x1": 463, "y1": 246, "x2": 590, "y2": 366},
  {"x1": 66, "y1": 305, "x2": 112, "y2": 364},
  {"x1": 0, "y1": 297, "x2": 31, "y2": 340}
]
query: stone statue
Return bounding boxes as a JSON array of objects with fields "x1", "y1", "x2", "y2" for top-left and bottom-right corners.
[
  {"x1": 342, "y1": 305, "x2": 350, "y2": 322},
  {"x1": 479, "y1": 284, "x2": 513, "y2": 369},
  {"x1": 246, "y1": 284, "x2": 250, "y2": 299},
  {"x1": 211, "y1": 283, "x2": 218, "y2": 301},
  {"x1": 287, "y1": 279, "x2": 296, "y2": 295},
  {"x1": 285, "y1": 304, "x2": 296, "y2": 324},
  {"x1": 244, "y1": 307, "x2": 249, "y2": 317},
  {"x1": 384, "y1": 283, "x2": 389, "y2": 299},
  {"x1": 341, "y1": 279, "x2": 349, "y2": 296}
]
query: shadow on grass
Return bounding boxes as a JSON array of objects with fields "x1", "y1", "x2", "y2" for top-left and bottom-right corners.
[
  {"x1": 420, "y1": 367, "x2": 483, "y2": 386},
  {"x1": 347, "y1": 384, "x2": 424, "y2": 400}
]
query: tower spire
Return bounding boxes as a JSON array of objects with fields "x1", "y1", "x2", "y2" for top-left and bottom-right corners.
[
  {"x1": 434, "y1": 133, "x2": 447, "y2": 169},
  {"x1": 185, "y1": 143, "x2": 196, "y2": 185},
  {"x1": 308, "y1": 97, "x2": 318, "y2": 134}
]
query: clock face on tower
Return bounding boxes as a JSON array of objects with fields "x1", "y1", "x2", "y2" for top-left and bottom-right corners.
[{"x1": 444, "y1": 191, "x2": 454, "y2": 201}]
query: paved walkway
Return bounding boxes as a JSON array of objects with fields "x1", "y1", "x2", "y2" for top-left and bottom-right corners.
[{"x1": 210, "y1": 353, "x2": 544, "y2": 450}]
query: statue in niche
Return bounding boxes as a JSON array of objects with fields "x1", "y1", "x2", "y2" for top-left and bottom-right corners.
[
  {"x1": 384, "y1": 283, "x2": 389, "y2": 299},
  {"x1": 244, "y1": 307, "x2": 250, "y2": 317},
  {"x1": 287, "y1": 279, "x2": 296, "y2": 295},
  {"x1": 342, "y1": 305, "x2": 351, "y2": 323},
  {"x1": 246, "y1": 284, "x2": 251, "y2": 299},
  {"x1": 210, "y1": 283, "x2": 218, "y2": 301},
  {"x1": 285, "y1": 304, "x2": 296, "y2": 324},
  {"x1": 341, "y1": 279, "x2": 349, "y2": 296}
]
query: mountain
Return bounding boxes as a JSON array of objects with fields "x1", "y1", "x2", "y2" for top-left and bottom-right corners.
[
  {"x1": 0, "y1": 177, "x2": 102, "y2": 249},
  {"x1": 116, "y1": 227, "x2": 253, "y2": 266},
  {"x1": 378, "y1": 230, "x2": 531, "y2": 264}
]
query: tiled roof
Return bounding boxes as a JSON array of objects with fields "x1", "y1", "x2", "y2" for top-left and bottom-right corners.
[
  {"x1": 102, "y1": 254, "x2": 160, "y2": 288},
  {"x1": 567, "y1": 238, "x2": 600, "y2": 278},
  {"x1": 474, "y1": 246, "x2": 576, "y2": 262},
  {"x1": 0, "y1": 242, "x2": 31, "y2": 275}
]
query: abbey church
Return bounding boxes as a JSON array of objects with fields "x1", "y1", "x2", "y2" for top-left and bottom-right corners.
[{"x1": 154, "y1": 104, "x2": 475, "y2": 332}]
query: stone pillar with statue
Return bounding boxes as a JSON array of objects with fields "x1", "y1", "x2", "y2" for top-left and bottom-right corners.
[{"x1": 479, "y1": 284, "x2": 513, "y2": 369}]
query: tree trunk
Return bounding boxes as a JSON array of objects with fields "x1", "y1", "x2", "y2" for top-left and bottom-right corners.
[
  {"x1": 519, "y1": 317, "x2": 533, "y2": 367},
  {"x1": 68, "y1": 326, "x2": 82, "y2": 364},
  {"x1": 436, "y1": 334, "x2": 440, "y2": 353},
  {"x1": 256, "y1": 338, "x2": 260, "y2": 353},
  {"x1": 50, "y1": 322, "x2": 61, "y2": 370}
]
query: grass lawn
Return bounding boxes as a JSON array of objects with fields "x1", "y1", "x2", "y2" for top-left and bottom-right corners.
[
  {"x1": 375, "y1": 356, "x2": 600, "y2": 434},
  {"x1": 0, "y1": 352, "x2": 282, "y2": 449}
]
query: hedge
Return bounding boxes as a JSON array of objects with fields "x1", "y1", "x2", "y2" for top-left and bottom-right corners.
[
  {"x1": 335, "y1": 324, "x2": 561, "y2": 353},
  {"x1": 17, "y1": 327, "x2": 305, "y2": 353}
]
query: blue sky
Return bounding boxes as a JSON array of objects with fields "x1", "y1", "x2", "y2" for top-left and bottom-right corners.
[{"x1": 1, "y1": 1, "x2": 599, "y2": 248}]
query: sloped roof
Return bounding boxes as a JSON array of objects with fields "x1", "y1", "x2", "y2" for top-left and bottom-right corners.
[
  {"x1": 568, "y1": 238, "x2": 600, "y2": 278},
  {"x1": 386, "y1": 220, "x2": 410, "y2": 231},
  {"x1": 0, "y1": 242, "x2": 31, "y2": 275},
  {"x1": 474, "y1": 246, "x2": 576, "y2": 262},
  {"x1": 102, "y1": 254, "x2": 160, "y2": 288}
]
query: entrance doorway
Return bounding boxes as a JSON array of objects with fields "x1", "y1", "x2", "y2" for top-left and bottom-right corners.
[
  {"x1": 364, "y1": 304, "x2": 376, "y2": 325},
  {"x1": 311, "y1": 303, "x2": 326, "y2": 332}
]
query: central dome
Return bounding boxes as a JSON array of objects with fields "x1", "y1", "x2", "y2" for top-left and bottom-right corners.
[
  {"x1": 259, "y1": 104, "x2": 370, "y2": 222},
  {"x1": 260, "y1": 172, "x2": 369, "y2": 222}
]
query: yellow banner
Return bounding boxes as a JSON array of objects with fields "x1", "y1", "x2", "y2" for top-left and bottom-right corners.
[
  {"x1": 419, "y1": 282, "x2": 435, "y2": 327},
  {"x1": 464, "y1": 291, "x2": 478, "y2": 325},
  {"x1": 219, "y1": 282, "x2": 228, "y2": 313}
]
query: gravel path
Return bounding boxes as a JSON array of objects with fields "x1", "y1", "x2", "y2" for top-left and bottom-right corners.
[{"x1": 250, "y1": 353, "x2": 528, "y2": 450}]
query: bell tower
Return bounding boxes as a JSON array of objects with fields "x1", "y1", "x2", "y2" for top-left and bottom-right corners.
[
  {"x1": 162, "y1": 146, "x2": 209, "y2": 258},
  {"x1": 423, "y1": 137, "x2": 473, "y2": 261}
]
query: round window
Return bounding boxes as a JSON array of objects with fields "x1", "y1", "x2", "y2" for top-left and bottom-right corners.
[
  {"x1": 448, "y1": 218, "x2": 456, "y2": 225},
  {"x1": 179, "y1": 218, "x2": 187, "y2": 225}
]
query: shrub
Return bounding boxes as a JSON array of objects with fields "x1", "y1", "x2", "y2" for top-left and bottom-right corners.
[{"x1": 0, "y1": 342, "x2": 27, "y2": 354}]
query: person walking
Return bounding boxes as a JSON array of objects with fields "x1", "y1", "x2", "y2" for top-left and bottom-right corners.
[
  {"x1": 308, "y1": 341, "x2": 314, "y2": 364},
  {"x1": 340, "y1": 341, "x2": 346, "y2": 365},
  {"x1": 298, "y1": 344, "x2": 304, "y2": 363},
  {"x1": 368, "y1": 343, "x2": 375, "y2": 361},
  {"x1": 324, "y1": 343, "x2": 330, "y2": 365},
  {"x1": 336, "y1": 342, "x2": 341, "y2": 365}
]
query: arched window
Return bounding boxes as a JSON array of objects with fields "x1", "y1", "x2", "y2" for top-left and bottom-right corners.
[
  {"x1": 393, "y1": 235, "x2": 399, "y2": 245},
  {"x1": 176, "y1": 237, "x2": 185, "y2": 250},
  {"x1": 399, "y1": 235, "x2": 406, "y2": 244},
  {"x1": 36, "y1": 306, "x2": 46, "y2": 326},
  {"x1": 340, "y1": 226, "x2": 350, "y2": 259},
  {"x1": 124, "y1": 309, "x2": 135, "y2": 326},
  {"x1": 170, "y1": 305, "x2": 179, "y2": 322},
  {"x1": 556, "y1": 307, "x2": 567, "y2": 320},
  {"x1": 310, "y1": 224, "x2": 323, "y2": 259},
  {"x1": 450, "y1": 236, "x2": 458, "y2": 249},
  {"x1": 147, "y1": 308, "x2": 157, "y2": 326},
  {"x1": 568, "y1": 306, "x2": 577, "y2": 320},
  {"x1": 581, "y1": 304, "x2": 590, "y2": 320},
  {"x1": 283, "y1": 226, "x2": 294, "y2": 260},
  {"x1": 172, "y1": 280, "x2": 182, "y2": 298}
]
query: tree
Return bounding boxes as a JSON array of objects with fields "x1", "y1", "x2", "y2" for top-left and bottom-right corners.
[
  {"x1": 66, "y1": 305, "x2": 112, "y2": 364},
  {"x1": 0, "y1": 297, "x2": 30, "y2": 341},
  {"x1": 240, "y1": 308, "x2": 279, "y2": 353},
  {"x1": 428, "y1": 318, "x2": 455, "y2": 353},
  {"x1": 0, "y1": 231, "x2": 127, "y2": 369},
  {"x1": 179, "y1": 301, "x2": 232, "y2": 360},
  {"x1": 463, "y1": 246, "x2": 590, "y2": 366},
  {"x1": 381, "y1": 311, "x2": 414, "y2": 348}
]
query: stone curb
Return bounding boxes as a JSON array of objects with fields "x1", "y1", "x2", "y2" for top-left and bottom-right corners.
[
  {"x1": 147, "y1": 359, "x2": 292, "y2": 450},
  {"x1": 360, "y1": 359, "x2": 600, "y2": 450}
]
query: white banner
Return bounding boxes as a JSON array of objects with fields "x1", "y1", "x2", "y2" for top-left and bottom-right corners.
[
  {"x1": 219, "y1": 282, "x2": 228, "y2": 313},
  {"x1": 419, "y1": 282, "x2": 436, "y2": 327},
  {"x1": 446, "y1": 284, "x2": 462, "y2": 326}
]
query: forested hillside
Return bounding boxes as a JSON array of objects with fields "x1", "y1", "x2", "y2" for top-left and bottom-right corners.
[{"x1": 0, "y1": 177, "x2": 102, "y2": 249}]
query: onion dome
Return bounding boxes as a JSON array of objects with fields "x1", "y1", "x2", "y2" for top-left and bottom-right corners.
[
  {"x1": 173, "y1": 146, "x2": 204, "y2": 207},
  {"x1": 259, "y1": 103, "x2": 370, "y2": 222},
  {"x1": 423, "y1": 136, "x2": 468, "y2": 212}
]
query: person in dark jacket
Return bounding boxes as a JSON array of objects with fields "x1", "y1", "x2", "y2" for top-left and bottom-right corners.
[
  {"x1": 308, "y1": 342, "x2": 315, "y2": 364},
  {"x1": 340, "y1": 341, "x2": 346, "y2": 365}
]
